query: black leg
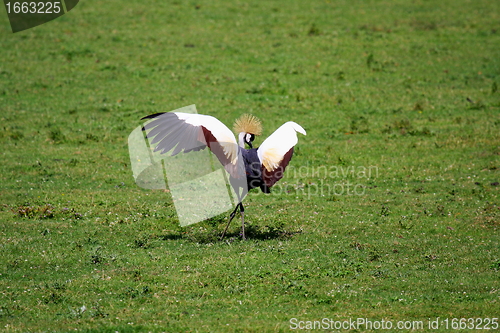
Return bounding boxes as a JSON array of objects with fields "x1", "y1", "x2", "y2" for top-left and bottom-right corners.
[
  {"x1": 239, "y1": 203, "x2": 246, "y2": 240},
  {"x1": 220, "y1": 202, "x2": 241, "y2": 240}
]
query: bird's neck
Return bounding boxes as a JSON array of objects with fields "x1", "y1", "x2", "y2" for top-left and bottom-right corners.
[{"x1": 238, "y1": 132, "x2": 246, "y2": 148}]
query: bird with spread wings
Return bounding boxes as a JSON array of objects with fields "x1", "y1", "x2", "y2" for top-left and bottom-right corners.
[{"x1": 141, "y1": 111, "x2": 306, "y2": 240}]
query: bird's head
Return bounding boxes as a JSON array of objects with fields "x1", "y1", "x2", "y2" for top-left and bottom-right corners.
[{"x1": 233, "y1": 114, "x2": 262, "y2": 149}]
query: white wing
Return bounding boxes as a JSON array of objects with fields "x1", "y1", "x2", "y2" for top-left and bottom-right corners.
[
  {"x1": 257, "y1": 121, "x2": 306, "y2": 187},
  {"x1": 142, "y1": 112, "x2": 242, "y2": 177}
]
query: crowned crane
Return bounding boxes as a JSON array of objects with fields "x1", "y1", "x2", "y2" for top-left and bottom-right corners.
[{"x1": 141, "y1": 112, "x2": 306, "y2": 240}]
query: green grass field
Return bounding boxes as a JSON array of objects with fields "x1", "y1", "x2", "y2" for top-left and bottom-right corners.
[{"x1": 1, "y1": 0, "x2": 499, "y2": 331}]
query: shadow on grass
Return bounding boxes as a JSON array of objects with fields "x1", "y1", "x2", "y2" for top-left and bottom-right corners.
[
  {"x1": 158, "y1": 223, "x2": 302, "y2": 244},
  {"x1": 221, "y1": 223, "x2": 302, "y2": 242},
  {"x1": 159, "y1": 234, "x2": 184, "y2": 241}
]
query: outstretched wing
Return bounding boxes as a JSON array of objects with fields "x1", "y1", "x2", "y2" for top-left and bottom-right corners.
[
  {"x1": 142, "y1": 112, "x2": 241, "y2": 177},
  {"x1": 257, "y1": 121, "x2": 306, "y2": 188}
]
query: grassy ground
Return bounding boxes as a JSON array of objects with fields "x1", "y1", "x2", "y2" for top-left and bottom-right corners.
[{"x1": 1, "y1": 0, "x2": 499, "y2": 331}]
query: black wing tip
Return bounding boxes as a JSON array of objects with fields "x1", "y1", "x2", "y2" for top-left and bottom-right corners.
[{"x1": 141, "y1": 112, "x2": 167, "y2": 120}]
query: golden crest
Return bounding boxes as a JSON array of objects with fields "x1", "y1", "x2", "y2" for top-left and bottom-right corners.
[{"x1": 233, "y1": 114, "x2": 263, "y2": 135}]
